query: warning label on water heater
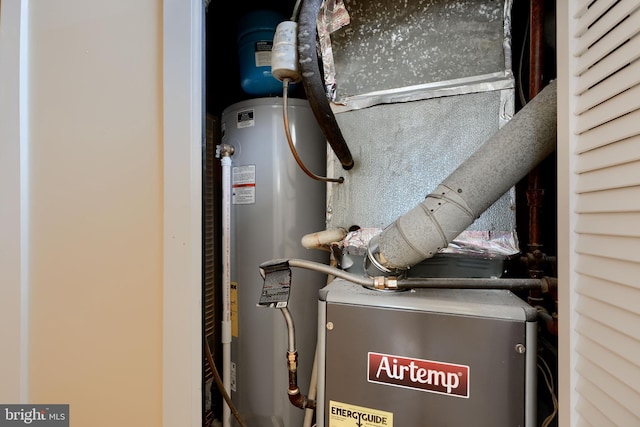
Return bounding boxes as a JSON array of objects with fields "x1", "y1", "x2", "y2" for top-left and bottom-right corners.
[
  {"x1": 232, "y1": 165, "x2": 256, "y2": 205},
  {"x1": 329, "y1": 401, "x2": 393, "y2": 427},
  {"x1": 236, "y1": 109, "x2": 255, "y2": 128}
]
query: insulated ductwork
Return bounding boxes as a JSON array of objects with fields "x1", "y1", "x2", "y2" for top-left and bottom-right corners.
[
  {"x1": 367, "y1": 80, "x2": 557, "y2": 275},
  {"x1": 297, "y1": 0, "x2": 355, "y2": 170}
]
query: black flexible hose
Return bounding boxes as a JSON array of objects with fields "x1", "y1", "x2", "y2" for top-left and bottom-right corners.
[{"x1": 297, "y1": 0, "x2": 355, "y2": 170}]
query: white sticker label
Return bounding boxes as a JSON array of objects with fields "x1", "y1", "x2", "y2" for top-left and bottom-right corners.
[
  {"x1": 236, "y1": 109, "x2": 255, "y2": 128},
  {"x1": 230, "y1": 362, "x2": 236, "y2": 392},
  {"x1": 254, "y1": 41, "x2": 273, "y2": 67},
  {"x1": 232, "y1": 165, "x2": 256, "y2": 205}
]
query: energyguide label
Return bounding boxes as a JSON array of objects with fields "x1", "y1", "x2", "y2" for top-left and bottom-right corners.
[{"x1": 329, "y1": 401, "x2": 393, "y2": 427}]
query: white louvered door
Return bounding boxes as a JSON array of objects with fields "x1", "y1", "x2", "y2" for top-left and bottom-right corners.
[{"x1": 564, "y1": 0, "x2": 640, "y2": 425}]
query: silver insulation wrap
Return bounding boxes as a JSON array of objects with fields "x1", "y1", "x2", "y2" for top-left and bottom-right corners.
[{"x1": 371, "y1": 80, "x2": 557, "y2": 271}]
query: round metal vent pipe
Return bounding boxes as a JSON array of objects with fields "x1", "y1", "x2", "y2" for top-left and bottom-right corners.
[{"x1": 367, "y1": 80, "x2": 557, "y2": 274}]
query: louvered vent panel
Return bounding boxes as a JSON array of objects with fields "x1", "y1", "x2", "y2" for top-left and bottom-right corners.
[{"x1": 572, "y1": 0, "x2": 640, "y2": 425}]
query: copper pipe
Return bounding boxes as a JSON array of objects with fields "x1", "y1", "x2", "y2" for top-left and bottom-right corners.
[
  {"x1": 282, "y1": 79, "x2": 344, "y2": 184},
  {"x1": 529, "y1": 0, "x2": 545, "y2": 99},
  {"x1": 537, "y1": 308, "x2": 558, "y2": 336},
  {"x1": 287, "y1": 351, "x2": 316, "y2": 410},
  {"x1": 526, "y1": 0, "x2": 546, "y2": 283},
  {"x1": 527, "y1": 174, "x2": 545, "y2": 253}
]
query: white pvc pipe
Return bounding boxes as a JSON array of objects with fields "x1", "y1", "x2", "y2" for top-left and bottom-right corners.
[
  {"x1": 221, "y1": 155, "x2": 232, "y2": 427},
  {"x1": 300, "y1": 227, "x2": 347, "y2": 250}
]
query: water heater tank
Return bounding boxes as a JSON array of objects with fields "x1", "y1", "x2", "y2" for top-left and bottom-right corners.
[{"x1": 221, "y1": 97, "x2": 329, "y2": 427}]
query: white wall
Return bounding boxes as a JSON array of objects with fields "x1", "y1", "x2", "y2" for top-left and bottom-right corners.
[
  {"x1": 0, "y1": 0, "x2": 203, "y2": 425},
  {"x1": 27, "y1": 1, "x2": 164, "y2": 425},
  {"x1": 0, "y1": 0, "x2": 28, "y2": 404}
]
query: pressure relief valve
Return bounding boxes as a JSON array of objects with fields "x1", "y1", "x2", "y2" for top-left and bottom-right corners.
[{"x1": 271, "y1": 21, "x2": 301, "y2": 83}]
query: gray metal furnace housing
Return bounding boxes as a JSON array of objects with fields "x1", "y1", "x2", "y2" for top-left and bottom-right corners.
[{"x1": 317, "y1": 280, "x2": 538, "y2": 427}]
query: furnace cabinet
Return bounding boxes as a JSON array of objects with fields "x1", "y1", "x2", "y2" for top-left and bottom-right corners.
[{"x1": 317, "y1": 280, "x2": 538, "y2": 427}]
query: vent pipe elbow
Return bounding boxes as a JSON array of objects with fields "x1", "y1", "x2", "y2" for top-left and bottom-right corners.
[{"x1": 368, "y1": 80, "x2": 558, "y2": 273}]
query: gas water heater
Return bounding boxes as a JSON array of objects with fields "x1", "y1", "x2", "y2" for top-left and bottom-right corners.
[{"x1": 221, "y1": 98, "x2": 329, "y2": 427}]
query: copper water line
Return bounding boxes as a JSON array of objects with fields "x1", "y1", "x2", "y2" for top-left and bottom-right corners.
[
  {"x1": 529, "y1": 0, "x2": 545, "y2": 100},
  {"x1": 526, "y1": 0, "x2": 558, "y2": 336},
  {"x1": 282, "y1": 79, "x2": 344, "y2": 184},
  {"x1": 526, "y1": 0, "x2": 547, "y2": 309},
  {"x1": 527, "y1": 0, "x2": 546, "y2": 259}
]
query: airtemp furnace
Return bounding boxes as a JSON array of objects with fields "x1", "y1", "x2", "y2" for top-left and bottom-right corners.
[{"x1": 317, "y1": 280, "x2": 538, "y2": 427}]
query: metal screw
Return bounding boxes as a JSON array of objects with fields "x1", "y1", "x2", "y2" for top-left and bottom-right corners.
[
  {"x1": 326, "y1": 322, "x2": 334, "y2": 330},
  {"x1": 515, "y1": 344, "x2": 526, "y2": 354}
]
